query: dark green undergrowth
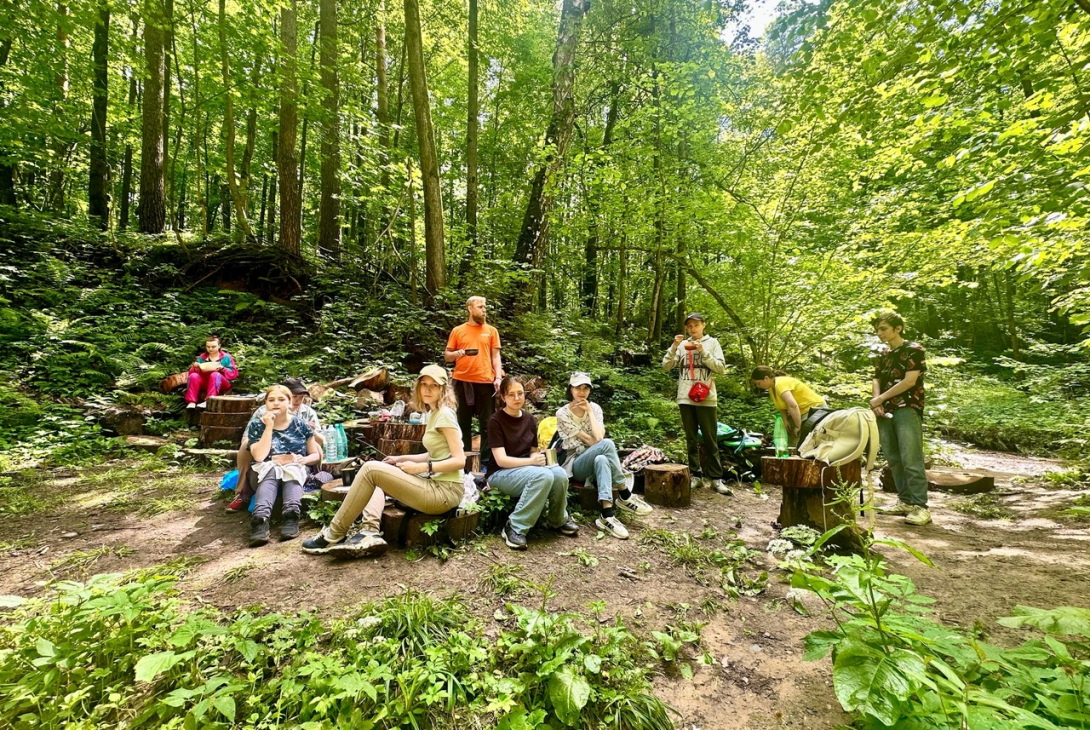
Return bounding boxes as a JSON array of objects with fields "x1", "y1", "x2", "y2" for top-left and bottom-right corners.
[{"x1": 0, "y1": 570, "x2": 676, "y2": 730}]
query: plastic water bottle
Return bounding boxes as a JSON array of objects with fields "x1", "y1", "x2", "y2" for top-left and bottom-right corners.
[
  {"x1": 773, "y1": 415, "x2": 790, "y2": 459},
  {"x1": 335, "y1": 424, "x2": 348, "y2": 459},
  {"x1": 324, "y1": 426, "x2": 339, "y2": 462}
]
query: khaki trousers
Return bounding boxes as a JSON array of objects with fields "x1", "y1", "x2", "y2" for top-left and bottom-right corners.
[{"x1": 328, "y1": 461, "x2": 463, "y2": 541}]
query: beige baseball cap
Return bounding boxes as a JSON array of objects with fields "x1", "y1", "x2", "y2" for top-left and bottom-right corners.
[{"x1": 419, "y1": 364, "x2": 449, "y2": 385}]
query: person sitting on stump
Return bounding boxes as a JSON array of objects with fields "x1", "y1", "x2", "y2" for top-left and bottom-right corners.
[
  {"x1": 246, "y1": 384, "x2": 321, "y2": 546},
  {"x1": 227, "y1": 377, "x2": 325, "y2": 513},
  {"x1": 186, "y1": 335, "x2": 239, "y2": 408},
  {"x1": 870, "y1": 311, "x2": 931, "y2": 526},
  {"x1": 302, "y1": 364, "x2": 466, "y2": 558},
  {"x1": 556, "y1": 372, "x2": 652, "y2": 540},
  {"x1": 662, "y1": 313, "x2": 730, "y2": 494},
  {"x1": 750, "y1": 366, "x2": 830, "y2": 446},
  {"x1": 489, "y1": 376, "x2": 579, "y2": 551}
]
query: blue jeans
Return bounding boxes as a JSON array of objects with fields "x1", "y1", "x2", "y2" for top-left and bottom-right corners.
[
  {"x1": 488, "y1": 465, "x2": 570, "y2": 535},
  {"x1": 571, "y1": 438, "x2": 625, "y2": 504},
  {"x1": 877, "y1": 407, "x2": 928, "y2": 508}
]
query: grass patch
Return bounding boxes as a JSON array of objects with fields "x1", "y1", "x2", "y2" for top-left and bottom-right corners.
[
  {"x1": 1041, "y1": 466, "x2": 1090, "y2": 490},
  {"x1": 222, "y1": 563, "x2": 258, "y2": 585},
  {"x1": 0, "y1": 534, "x2": 40, "y2": 554},
  {"x1": 639, "y1": 529, "x2": 768, "y2": 596},
  {"x1": 481, "y1": 563, "x2": 528, "y2": 598},
  {"x1": 948, "y1": 494, "x2": 1016, "y2": 521},
  {"x1": 49, "y1": 545, "x2": 137, "y2": 574}
]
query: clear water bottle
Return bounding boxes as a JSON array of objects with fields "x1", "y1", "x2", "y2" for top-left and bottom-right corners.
[
  {"x1": 324, "y1": 426, "x2": 339, "y2": 462},
  {"x1": 773, "y1": 414, "x2": 790, "y2": 459}
]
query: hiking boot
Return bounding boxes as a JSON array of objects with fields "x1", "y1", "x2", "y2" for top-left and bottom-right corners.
[
  {"x1": 327, "y1": 530, "x2": 389, "y2": 559},
  {"x1": 502, "y1": 521, "x2": 528, "y2": 551},
  {"x1": 249, "y1": 517, "x2": 270, "y2": 547},
  {"x1": 595, "y1": 516, "x2": 629, "y2": 540},
  {"x1": 280, "y1": 512, "x2": 301, "y2": 540},
  {"x1": 905, "y1": 506, "x2": 932, "y2": 526},
  {"x1": 301, "y1": 530, "x2": 345, "y2": 554},
  {"x1": 225, "y1": 495, "x2": 247, "y2": 512},
  {"x1": 711, "y1": 479, "x2": 734, "y2": 496},
  {"x1": 554, "y1": 517, "x2": 580, "y2": 537},
  {"x1": 617, "y1": 494, "x2": 654, "y2": 516},
  {"x1": 878, "y1": 501, "x2": 914, "y2": 516}
]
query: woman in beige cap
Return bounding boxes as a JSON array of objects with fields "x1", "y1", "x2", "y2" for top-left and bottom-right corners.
[{"x1": 302, "y1": 364, "x2": 466, "y2": 558}]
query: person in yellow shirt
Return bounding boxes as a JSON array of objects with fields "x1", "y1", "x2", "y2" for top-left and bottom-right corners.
[{"x1": 751, "y1": 366, "x2": 829, "y2": 445}]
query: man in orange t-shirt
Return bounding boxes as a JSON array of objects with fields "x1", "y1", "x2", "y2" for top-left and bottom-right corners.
[{"x1": 444, "y1": 296, "x2": 504, "y2": 465}]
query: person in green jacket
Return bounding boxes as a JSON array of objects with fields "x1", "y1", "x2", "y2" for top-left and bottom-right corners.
[{"x1": 662, "y1": 313, "x2": 730, "y2": 494}]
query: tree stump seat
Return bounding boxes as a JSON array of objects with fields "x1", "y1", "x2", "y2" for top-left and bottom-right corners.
[
  {"x1": 199, "y1": 396, "x2": 256, "y2": 446},
  {"x1": 761, "y1": 456, "x2": 864, "y2": 550},
  {"x1": 643, "y1": 463, "x2": 691, "y2": 508},
  {"x1": 569, "y1": 481, "x2": 623, "y2": 511}
]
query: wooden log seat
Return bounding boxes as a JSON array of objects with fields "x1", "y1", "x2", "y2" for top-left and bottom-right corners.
[
  {"x1": 207, "y1": 395, "x2": 257, "y2": 413},
  {"x1": 643, "y1": 463, "x2": 691, "y2": 508},
  {"x1": 371, "y1": 421, "x2": 426, "y2": 442},
  {"x1": 380, "y1": 505, "x2": 480, "y2": 547},
  {"x1": 570, "y1": 481, "x2": 624, "y2": 511},
  {"x1": 376, "y1": 438, "x2": 426, "y2": 457},
  {"x1": 761, "y1": 456, "x2": 864, "y2": 550},
  {"x1": 880, "y1": 466, "x2": 995, "y2": 495}
]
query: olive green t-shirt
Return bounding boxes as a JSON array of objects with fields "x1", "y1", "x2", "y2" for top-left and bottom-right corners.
[{"x1": 422, "y1": 406, "x2": 464, "y2": 484}]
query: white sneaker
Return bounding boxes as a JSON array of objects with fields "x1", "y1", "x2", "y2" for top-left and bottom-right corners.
[
  {"x1": 186, "y1": 402, "x2": 197, "y2": 409},
  {"x1": 596, "y1": 516, "x2": 629, "y2": 540},
  {"x1": 197, "y1": 401, "x2": 207, "y2": 409},
  {"x1": 878, "y1": 501, "x2": 913, "y2": 516},
  {"x1": 711, "y1": 479, "x2": 734, "y2": 495},
  {"x1": 905, "y1": 506, "x2": 932, "y2": 526},
  {"x1": 690, "y1": 476, "x2": 703, "y2": 490},
  {"x1": 617, "y1": 494, "x2": 654, "y2": 516}
]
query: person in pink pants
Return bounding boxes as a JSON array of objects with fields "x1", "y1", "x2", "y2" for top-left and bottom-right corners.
[{"x1": 186, "y1": 335, "x2": 239, "y2": 408}]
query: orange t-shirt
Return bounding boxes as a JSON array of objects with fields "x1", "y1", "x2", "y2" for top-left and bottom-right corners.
[{"x1": 446, "y1": 323, "x2": 501, "y2": 383}]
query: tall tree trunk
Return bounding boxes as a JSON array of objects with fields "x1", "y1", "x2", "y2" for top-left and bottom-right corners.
[
  {"x1": 257, "y1": 173, "x2": 268, "y2": 241},
  {"x1": 48, "y1": 3, "x2": 70, "y2": 212},
  {"x1": 317, "y1": 0, "x2": 340, "y2": 258},
  {"x1": 267, "y1": 141, "x2": 278, "y2": 245},
  {"x1": 460, "y1": 0, "x2": 479, "y2": 277},
  {"x1": 88, "y1": 2, "x2": 110, "y2": 227},
  {"x1": 404, "y1": 0, "x2": 445, "y2": 297},
  {"x1": 582, "y1": 84, "x2": 619, "y2": 315},
  {"x1": 615, "y1": 234, "x2": 627, "y2": 338},
  {"x1": 119, "y1": 28, "x2": 139, "y2": 231},
  {"x1": 374, "y1": 0, "x2": 390, "y2": 246},
  {"x1": 408, "y1": 157, "x2": 418, "y2": 305},
  {"x1": 675, "y1": 232, "x2": 686, "y2": 333},
  {"x1": 0, "y1": 0, "x2": 14, "y2": 206},
  {"x1": 138, "y1": 0, "x2": 167, "y2": 233},
  {"x1": 277, "y1": 0, "x2": 301, "y2": 254},
  {"x1": 218, "y1": 0, "x2": 251, "y2": 238},
  {"x1": 297, "y1": 21, "x2": 318, "y2": 206},
  {"x1": 512, "y1": 0, "x2": 588, "y2": 310}
]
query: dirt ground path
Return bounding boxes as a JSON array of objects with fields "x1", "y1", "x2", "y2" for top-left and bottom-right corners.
[{"x1": 2, "y1": 444, "x2": 1088, "y2": 729}]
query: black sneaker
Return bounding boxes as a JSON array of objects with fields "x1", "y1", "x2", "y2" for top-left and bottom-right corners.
[
  {"x1": 554, "y1": 517, "x2": 579, "y2": 537},
  {"x1": 301, "y1": 531, "x2": 344, "y2": 554},
  {"x1": 280, "y1": 512, "x2": 301, "y2": 540},
  {"x1": 249, "y1": 517, "x2": 270, "y2": 547},
  {"x1": 502, "y1": 520, "x2": 528, "y2": 551}
]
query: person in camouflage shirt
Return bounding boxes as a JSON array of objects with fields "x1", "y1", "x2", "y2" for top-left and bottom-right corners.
[{"x1": 870, "y1": 311, "x2": 931, "y2": 526}]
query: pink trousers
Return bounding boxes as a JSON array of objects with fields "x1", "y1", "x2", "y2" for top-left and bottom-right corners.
[{"x1": 185, "y1": 371, "x2": 231, "y2": 403}]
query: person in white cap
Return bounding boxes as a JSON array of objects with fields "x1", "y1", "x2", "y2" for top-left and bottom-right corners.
[
  {"x1": 663, "y1": 312, "x2": 730, "y2": 494},
  {"x1": 555, "y1": 372, "x2": 653, "y2": 539},
  {"x1": 302, "y1": 364, "x2": 466, "y2": 558}
]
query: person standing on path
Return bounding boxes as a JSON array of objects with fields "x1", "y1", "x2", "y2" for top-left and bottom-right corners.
[
  {"x1": 870, "y1": 311, "x2": 931, "y2": 526},
  {"x1": 444, "y1": 296, "x2": 504, "y2": 468},
  {"x1": 662, "y1": 313, "x2": 730, "y2": 494}
]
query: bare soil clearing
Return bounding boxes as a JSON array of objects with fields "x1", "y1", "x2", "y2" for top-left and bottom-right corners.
[{"x1": 2, "y1": 445, "x2": 1088, "y2": 729}]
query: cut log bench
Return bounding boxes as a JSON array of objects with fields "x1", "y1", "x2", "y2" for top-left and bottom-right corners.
[
  {"x1": 199, "y1": 396, "x2": 256, "y2": 447},
  {"x1": 761, "y1": 456, "x2": 864, "y2": 550},
  {"x1": 318, "y1": 484, "x2": 479, "y2": 548},
  {"x1": 643, "y1": 463, "x2": 691, "y2": 508},
  {"x1": 880, "y1": 466, "x2": 995, "y2": 495},
  {"x1": 570, "y1": 482, "x2": 624, "y2": 510}
]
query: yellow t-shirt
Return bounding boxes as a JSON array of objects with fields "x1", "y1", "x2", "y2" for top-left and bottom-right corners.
[
  {"x1": 421, "y1": 406, "x2": 464, "y2": 484},
  {"x1": 771, "y1": 376, "x2": 825, "y2": 415}
]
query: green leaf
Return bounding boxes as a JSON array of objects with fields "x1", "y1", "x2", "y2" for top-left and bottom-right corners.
[
  {"x1": 212, "y1": 695, "x2": 235, "y2": 722},
  {"x1": 134, "y1": 651, "x2": 182, "y2": 683},
  {"x1": 872, "y1": 538, "x2": 934, "y2": 567},
  {"x1": 997, "y1": 606, "x2": 1090, "y2": 637},
  {"x1": 36, "y1": 638, "x2": 56, "y2": 657},
  {"x1": 583, "y1": 655, "x2": 602, "y2": 674},
  {"x1": 832, "y1": 639, "x2": 925, "y2": 726},
  {"x1": 548, "y1": 666, "x2": 590, "y2": 726}
]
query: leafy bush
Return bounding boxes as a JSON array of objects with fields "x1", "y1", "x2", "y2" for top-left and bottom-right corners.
[
  {"x1": 0, "y1": 571, "x2": 678, "y2": 730},
  {"x1": 792, "y1": 528, "x2": 1090, "y2": 728}
]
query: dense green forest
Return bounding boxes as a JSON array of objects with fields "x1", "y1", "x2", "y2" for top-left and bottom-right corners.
[{"x1": 2, "y1": 0, "x2": 1089, "y2": 468}]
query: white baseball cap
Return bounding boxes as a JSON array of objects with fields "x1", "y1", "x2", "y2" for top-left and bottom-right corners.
[{"x1": 569, "y1": 372, "x2": 592, "y2": 387}]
